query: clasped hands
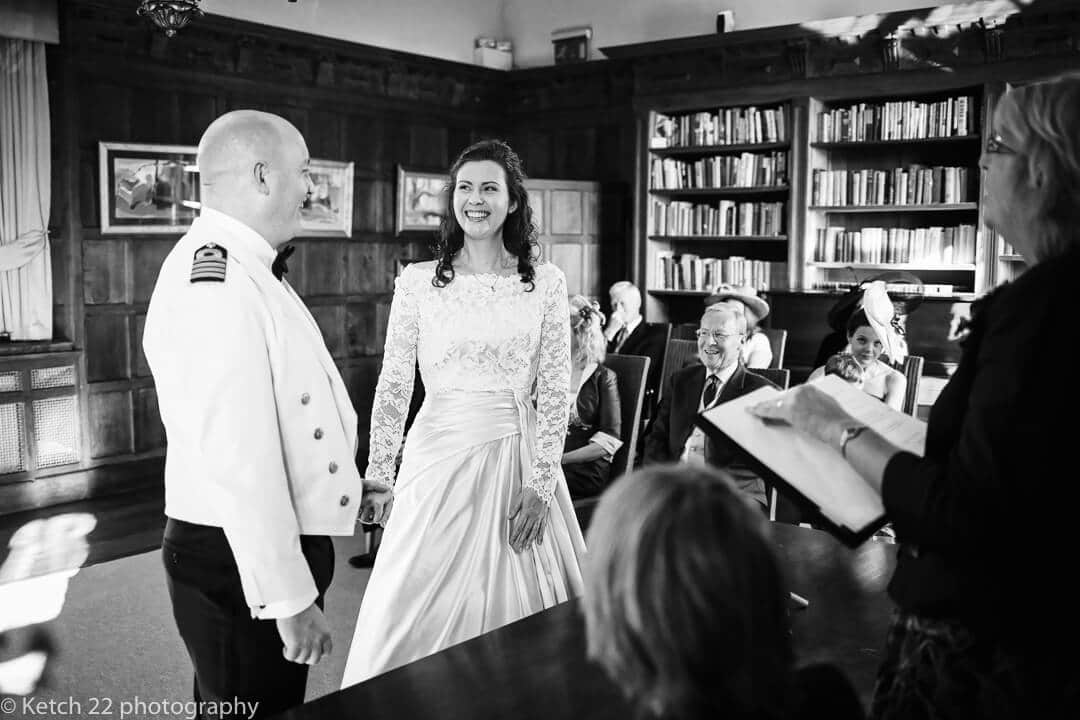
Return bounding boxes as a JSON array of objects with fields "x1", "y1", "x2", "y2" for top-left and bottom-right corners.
[{"x1": 358, "y1": 477, "x2": 394, "y2": 527}]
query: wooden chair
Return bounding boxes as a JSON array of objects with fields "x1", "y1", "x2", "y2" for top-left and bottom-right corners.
[
  {"x1": 762, "y1": 327, "x2": 788, "y2": 369},
  {"x1": 572, "y1": 354, "x2": 650, "y2": 533},
  {"x1": 670, "y1": 323, "x2": 698, "y2": 340},
  {"x1": 657, "y1": 338, "x2": 700, "y2": 403},
  {"x1": 901, "y1": 354, "x2": 925, "y2": 417}
]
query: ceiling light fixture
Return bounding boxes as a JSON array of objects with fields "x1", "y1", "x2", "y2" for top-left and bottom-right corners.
[{"x1": 137, "y1": 0, "x2": 204, "y2": 38}]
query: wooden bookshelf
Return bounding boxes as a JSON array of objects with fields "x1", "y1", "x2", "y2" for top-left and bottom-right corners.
[
  {"x1": 644, "y1": 102, "x2": 793, "y2": 321},
  {"x1": 803, "y1": 88, "x2": 985, "y2": 296}
]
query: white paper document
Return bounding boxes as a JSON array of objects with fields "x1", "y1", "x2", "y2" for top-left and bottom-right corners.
[{"x1": 699, "y1": 374, "x2": 927, "y2": 536}]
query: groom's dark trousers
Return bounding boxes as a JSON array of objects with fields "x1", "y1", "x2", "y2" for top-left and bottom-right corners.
[{"x1": 163, "y1": 518, "x2": 335, "y2": 719}]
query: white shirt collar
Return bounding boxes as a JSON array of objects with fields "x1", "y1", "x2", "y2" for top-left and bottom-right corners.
[
  {"x1": 623, "y1": 315, "x2": 642, "y2": 337},
  {"x1": 195, "y1": 206, "x2": 277, "y2": 271}
]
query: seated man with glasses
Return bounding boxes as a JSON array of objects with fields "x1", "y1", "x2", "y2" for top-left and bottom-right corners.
[{"x1": 642, "y1": 304, "x2": 777, "y2": 509}]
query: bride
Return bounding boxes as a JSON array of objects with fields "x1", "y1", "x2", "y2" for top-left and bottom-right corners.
[{"x1": 341, "y1": 140, "x2": 586, "y2": 686}]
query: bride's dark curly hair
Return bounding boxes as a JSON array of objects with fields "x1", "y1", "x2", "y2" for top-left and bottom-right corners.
[{"x1": 432, "y1": 139, "x2": 540, "y2": 290}]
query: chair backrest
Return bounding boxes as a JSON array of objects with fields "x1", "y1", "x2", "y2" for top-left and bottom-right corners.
[
  {"x1": 601, "y1": 353, "x2": 650, "y2": 480},
  {"x1": 658, "y1": 338, "x2": 700, "y2": 402},
  {"x1": 752, "y1": 367, "x2": 790, "y2": 390},
  {"x1": 901, "y1": 355, "x2": 925, "y2": 417},
  {"x1": 670, "y1": 322, "x2": 698, "y2": 340},
  {"x1": 762, "y1": 327, "x2": 788, "y2": 369}
]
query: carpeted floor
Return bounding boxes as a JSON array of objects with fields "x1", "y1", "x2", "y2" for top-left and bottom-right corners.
[{"x1": 27, "y1": 531, "x2": 374, "y2": 707}]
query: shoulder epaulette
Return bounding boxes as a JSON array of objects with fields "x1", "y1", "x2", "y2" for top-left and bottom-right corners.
[{"x1": 191, "y1": 243, "x2": 227, "y2": 283}]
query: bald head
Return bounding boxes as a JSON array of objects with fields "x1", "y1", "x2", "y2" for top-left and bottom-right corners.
[
  {"x1": 196, "y1": 110, "x2": 312, "y2": 248},
  {"x1": 198, "y1": 111, "x2": 301, "y2": 188}
]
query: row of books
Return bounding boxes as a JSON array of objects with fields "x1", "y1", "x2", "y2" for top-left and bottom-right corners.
[
  {"x1": 650, "y1": 106, "x2": 788, "y2": 149},
  {"x1": 816, "y1": 95, "x2": 977, "y2": 142},
  {"x1": 813, "y1": 224, "x2": 977, "y2": 265},
  {"x1": 650, "y1": 153, "x2": 788, "y2": 191},
  {"x1": 650, "y1": 199, "x2": 785, "y2": 238},
  {"x1": 811, "y1": 166, "x2": 973, "y2": 207},
  {"x1": 655, "y1": 253, "x2": 777, "y2": 292}
]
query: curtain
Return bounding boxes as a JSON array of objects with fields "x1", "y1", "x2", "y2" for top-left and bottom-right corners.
[{"x1": 0, "y1": 38, "x2": 51, "y2": 340}]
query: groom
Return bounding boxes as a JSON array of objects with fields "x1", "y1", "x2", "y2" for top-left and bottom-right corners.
[{"x1": 143, "y1": 110, "x2": 391, "y2": 718}]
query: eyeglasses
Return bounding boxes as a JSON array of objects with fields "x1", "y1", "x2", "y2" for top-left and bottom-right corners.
[
  {"x1": 985, "y1": 133, "x2": 1017, "y2": 155},
  {"x1": 695, "y1": 329, "x2": 743, "y2": 342}
]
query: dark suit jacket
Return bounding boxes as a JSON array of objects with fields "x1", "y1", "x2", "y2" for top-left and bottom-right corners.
[
  {"x1": 608, "y1": 319, "x2": 667, "y2": 413},
  {"x1": 643, "y1": 361, "x2": 776, "y2": 506}
]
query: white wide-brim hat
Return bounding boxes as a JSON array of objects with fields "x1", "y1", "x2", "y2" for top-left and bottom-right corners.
[{"x1": 704, "y1": 283, "x2": 770, "y2": 322}]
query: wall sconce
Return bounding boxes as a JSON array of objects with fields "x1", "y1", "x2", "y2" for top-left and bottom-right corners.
[{"x1": 137, "y1": 0, "x2": 204, "y2": 38}]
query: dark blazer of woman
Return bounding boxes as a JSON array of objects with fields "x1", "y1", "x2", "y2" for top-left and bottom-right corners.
[
  {"x1": 880, "y1": 247, "x2": 1078, "y2": 679},
  {"x1": 563, "y1": 364, "x2": 621, "y2": 499}
]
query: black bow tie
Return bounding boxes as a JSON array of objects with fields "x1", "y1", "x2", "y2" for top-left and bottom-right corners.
[{"x1": 272, "y1": 245, "x2": 295, "y2": 281}]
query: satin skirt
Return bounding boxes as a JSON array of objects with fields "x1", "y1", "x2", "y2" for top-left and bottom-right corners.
[{"x1": 341, "y1": 391, "x2": 586, "y2": 687}]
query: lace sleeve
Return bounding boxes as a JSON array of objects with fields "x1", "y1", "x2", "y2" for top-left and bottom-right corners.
[
  {"x1": 526, "y1": 266, "x2": 571, "y2": 504},
  {"x1": 365, "y1": 271, "x2": 420, "y2": 487}
]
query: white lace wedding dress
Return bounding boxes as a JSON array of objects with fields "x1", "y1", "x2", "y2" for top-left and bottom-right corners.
[{"x1": 341, "y1": 260, "x2": 586, "y2": 686}]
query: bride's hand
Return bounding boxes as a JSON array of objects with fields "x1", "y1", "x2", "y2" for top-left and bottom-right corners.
[
  {"x1": 359, "y1": 478, "x2": 394, "y2": 527},
  {"x1": 508, "y1": 486, "x2": 548, "y2": 554}
]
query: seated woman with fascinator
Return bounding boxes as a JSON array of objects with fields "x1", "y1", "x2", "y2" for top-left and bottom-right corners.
[
  {"x1": 808, "y1": 281, "x2": 906, "y2": 410},
  {"x1": 562, "y1": 296, "x2": 622, "y2": 499}
]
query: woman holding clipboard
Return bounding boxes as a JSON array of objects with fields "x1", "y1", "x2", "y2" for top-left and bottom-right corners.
[{"x1": 752, "y1": 75, "x2": 1080, "y2": 718}]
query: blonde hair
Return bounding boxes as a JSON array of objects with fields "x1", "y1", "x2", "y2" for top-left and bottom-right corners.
[
  {"x1": 569, "y1": 295, "x2": 606, "y2": 366},
  {"x1": 996, "y1": 73, "x2": 1080, "y2": 261},
  {"x1": 583, "y1": 464, "x2": 793, "y2": 719}
]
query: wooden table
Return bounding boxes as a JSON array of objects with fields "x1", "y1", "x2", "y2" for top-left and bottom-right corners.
[{"x1": 275, "y1": 523, "x2": 897, "y2": 719}]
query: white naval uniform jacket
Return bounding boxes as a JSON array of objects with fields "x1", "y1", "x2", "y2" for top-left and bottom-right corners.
[{"x1": 143, "y1": 207, "x2": 363, "y2": 619}]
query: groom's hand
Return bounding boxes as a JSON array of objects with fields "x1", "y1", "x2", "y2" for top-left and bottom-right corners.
[
  {"x1": 359, "y1": 478, "x2": 394, "y2": 526},
  {"x1": 276, "y1": 603, "x2": 332, "y2": 665}
]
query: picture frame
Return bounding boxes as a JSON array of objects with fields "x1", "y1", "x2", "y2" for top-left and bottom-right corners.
[
  {"x1": 396, "y1": 166, "x2": 449, "y2": 235},
  {"x1": 301, "y1": 159, "x2": 354, "y2": 238},
  {"x1": 98, "y1": 142, "x2": 201, "y2": 235}
]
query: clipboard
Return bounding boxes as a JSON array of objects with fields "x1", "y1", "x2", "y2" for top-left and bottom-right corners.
[{"x1": 695, "y1": 374, "x2": 927, "y2": 547}]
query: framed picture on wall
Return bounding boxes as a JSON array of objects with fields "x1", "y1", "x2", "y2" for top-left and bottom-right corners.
[
  {"x1": 301, "y1": 159, "x2": 354, "y2": 237},
  {"x1": 98, "y1": 142, "x2": 200, "y2": 234},
  {"x1": 396, "y1": 166, "x2": 449, "y2": 235}
]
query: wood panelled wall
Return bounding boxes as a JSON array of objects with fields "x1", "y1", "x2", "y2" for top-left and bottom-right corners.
[{"x1": 507, "y1": 62, "x2": 636, "y2": 300}]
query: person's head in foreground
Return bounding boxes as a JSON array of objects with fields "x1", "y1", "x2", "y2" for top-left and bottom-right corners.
[
  {"x1": 981, "y1": 72, "x2": 1080, "y2": 265},
  {"x1": 583, "y1": 464, "x2": 793, "y2": 719},
  {"x1": 825, "y1": 352, "x2": 865, "y2": 388}
]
